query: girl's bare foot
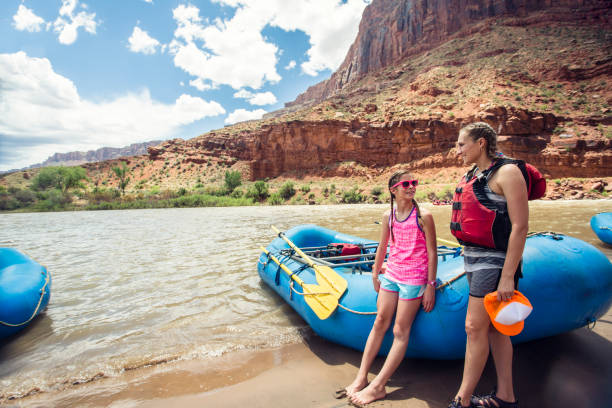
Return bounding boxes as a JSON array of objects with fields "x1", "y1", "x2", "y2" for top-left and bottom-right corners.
[
  {"x1": 343, "y1": 377, "x2": 369, "y2": 397},
  {"x1": 349, "y1": 383, "x2": 386, "y2": 406}
]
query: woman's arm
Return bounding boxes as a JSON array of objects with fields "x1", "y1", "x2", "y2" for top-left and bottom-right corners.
[
  {"x1": 492, "y1": 164, "x2": 529, "y2": 301},
  {"x1": 421, "y1": 210, "x2": 438, "y2": 312},
  {"x1": 372, "y1": 211, "x2": 391, "y2": 292}
]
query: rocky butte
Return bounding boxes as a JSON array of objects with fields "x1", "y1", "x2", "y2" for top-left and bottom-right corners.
[{"x1": 145, "y1": 0, "x2": 611, "y2": 183}]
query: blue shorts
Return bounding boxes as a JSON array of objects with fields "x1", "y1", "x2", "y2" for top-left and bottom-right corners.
[{"x1": 378, "y1": 274, "x2": 426, "y2": 301}]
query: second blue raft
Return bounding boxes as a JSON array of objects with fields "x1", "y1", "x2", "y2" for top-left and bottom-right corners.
[
  {"x1": 591, "y1": 212, "x2": 612, "y2": 245},
  {"x1": 257, "y1": 224, "x2": 612, "y2": 360}
]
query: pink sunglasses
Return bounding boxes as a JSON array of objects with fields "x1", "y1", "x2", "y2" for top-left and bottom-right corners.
[{"x1": 391, "y1": 179, "x2": 419, "y2": 189}]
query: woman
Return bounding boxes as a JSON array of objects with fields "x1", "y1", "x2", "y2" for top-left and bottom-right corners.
[{"x1": 448, "y1": 122, "x2": 527, "y2": 408}]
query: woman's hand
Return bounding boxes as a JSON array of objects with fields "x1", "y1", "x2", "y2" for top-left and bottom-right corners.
[
  {"x1": 372, "y1": 273, "x2": 380, "y2": 292},
  {"x1": 422, "y1": 285, "x2": 435, "y2": 312},
  {"x1": 497, "y1": 276, "x2": 515, "y2": 301}
]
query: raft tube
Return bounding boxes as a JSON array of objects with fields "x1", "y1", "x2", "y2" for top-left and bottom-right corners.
[
  {"x1": 257, "y1": 224, "x2": 612, "y2": 360},
  {"x1": 591, "y1": 212, "x2": 612, "y2": 245},
  {"x1": 0, "y1": 248, "x2": 51, "y2": 339}
]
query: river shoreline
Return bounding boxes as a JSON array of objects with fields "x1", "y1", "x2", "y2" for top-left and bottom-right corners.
[{"x1": 13, "y1": 306, "x2": 612, "y2": 408}]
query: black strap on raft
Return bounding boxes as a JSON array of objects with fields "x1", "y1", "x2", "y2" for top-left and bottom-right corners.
[
  {"x1": 450, "y1": 222, "x2": 462, "y2": 231},
  {"x1": 452, "y1": 202, "x2": 461, "y2": 210},
  {"x1": 288, "y1": 264, "x2": 309, "y2": 300}
]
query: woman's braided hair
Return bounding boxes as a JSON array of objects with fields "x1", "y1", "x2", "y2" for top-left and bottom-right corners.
[
  {"x1": 388, "y1": 170, "x2": 423, "y2": 243},
  {"x1": 460, "y1": 122, "x2": 498, "y2": 159}
]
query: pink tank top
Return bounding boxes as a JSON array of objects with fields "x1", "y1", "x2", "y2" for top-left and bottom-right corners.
[{"x1": 385, "y1": 206, "x2": 429, "y2": 285}]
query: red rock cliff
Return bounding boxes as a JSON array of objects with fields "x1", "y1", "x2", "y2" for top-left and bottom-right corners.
[{"x1": 289, "y1": 0, "x2": 612, "y2": 107}]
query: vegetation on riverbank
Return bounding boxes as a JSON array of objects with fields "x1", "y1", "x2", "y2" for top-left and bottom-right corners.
[{"x1": 1, "y1": 165, "x2": 609, "y2": 213}]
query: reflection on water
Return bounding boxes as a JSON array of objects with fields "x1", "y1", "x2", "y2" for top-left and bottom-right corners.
[{"x1": 0, "y1": 201, "x2": 610, "y2": 398}]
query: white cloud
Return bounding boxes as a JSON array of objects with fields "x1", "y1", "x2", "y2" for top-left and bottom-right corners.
[
  {"x1": 53, "y1": 0, "x2": 99, "y2": 45},
  {"x1": 13, "y1": 5, "x2": 46, "y2": 32},
  {"x1": 189, "y1": 78, "x2": 213, "y2": 91},
  {"x1": 143, "y1": 0, "x2": 153, "y2": 3},
  {"x1": 128, "y1": 27, "x2": 162, "y2": 55},
  {"x1": 233, "y1": 89, "x2": 277, "y2": 106},
  {"x1": 285, "y1": 60, "x2": 296, "y2": 70},
  {"x1": 0, "y1": 52, "x2": 225, "y2": 171},
  {"x1": 225, "y1": 108, "x2": 267, "y2": 125},
  {"x1": 208, "y1": 0, "x2": 368, "y2": 76},
  {"x1": 170, "y1": 4, "x2": 281, "y2": 90}
]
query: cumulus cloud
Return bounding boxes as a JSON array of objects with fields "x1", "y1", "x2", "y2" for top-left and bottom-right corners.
[
  {"x1": 208, "y1": 0, "x2": 368, "y2": 76},
  {"x1": 128, "y1": 27, "x2": 162, "y2": 55},
  {"x1": 285, "y1": 60, "x2": 296, "y2": 70},
  {"x1": 225, "y1": 108, "x2": 267, "y2": 125},
  {"x1": 0, "y1": 52, "x2": 225, "y2": 170},
  {"x1": 53, "y1": 0, "x2": 99, "y2": 45},
  {"x1": 233, "y1": 89, "x2": 277, "y2": 106},
  {"x1": 13, "y1": 5, "x2": 46, "y2": 32},
  {"x1": 168, "y1": 1, "x2": 366, "y2": 90},
  {"x1": 189, "y1": 78, "x2": 213, "y2": 91}
]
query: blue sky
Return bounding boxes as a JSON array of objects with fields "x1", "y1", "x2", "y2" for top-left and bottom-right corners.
[{"x1": 0, "y1": 0, "x2": 369, "y2": 171}]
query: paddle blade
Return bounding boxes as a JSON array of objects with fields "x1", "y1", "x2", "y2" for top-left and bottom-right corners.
[
  {"x1": 313, "y1": 264, "x2": 348, "y2": 297},
  {"x1": 302, "y1": 283, "x2": 338, "y2": 320}
]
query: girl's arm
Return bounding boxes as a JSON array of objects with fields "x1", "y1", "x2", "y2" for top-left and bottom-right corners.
[
  {"x1": 493, "y1": 164, "x2": 529, "y2": 301},
  {"x1": 421, "y1": 210, "x2": 438, "y2": 312},
  {"x1": 372, "y1": 211, "x2": 391, "y2": 292}
]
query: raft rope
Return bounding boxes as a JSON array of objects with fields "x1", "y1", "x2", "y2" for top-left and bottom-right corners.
[
  {"x1": 262, "y1": 231, "x2": 566, "y2": 316},
  {"x1": 0, "y1": 268, "x2": 51, "y2": 327}
]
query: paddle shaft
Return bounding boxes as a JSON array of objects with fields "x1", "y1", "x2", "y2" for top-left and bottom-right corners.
[{"x1": 271, "y1": 226, "x2": 345, "y2": 294}]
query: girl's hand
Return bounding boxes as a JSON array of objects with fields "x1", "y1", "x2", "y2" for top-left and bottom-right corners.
[
  {"x1": 422, "y1": 285, "x2": 435, "y2": 312},
  {"x1": 372, "y1": 273, "x2": 380, "y2": 292},
  {"x1": 497, "y1": 276, "x2": 515, "y2": 301}
]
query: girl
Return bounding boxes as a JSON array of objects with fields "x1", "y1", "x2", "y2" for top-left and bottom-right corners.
[
  {"x1": 449, "y1": 122, "x2": 527, "y2": 408},
  {"x1": 344, "y1": 170, "x2": 438, "y2": 406}
]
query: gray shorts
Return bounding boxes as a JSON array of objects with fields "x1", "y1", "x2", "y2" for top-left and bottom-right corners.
[{"x1": 464, "y1": 247, "x2": 521, "y2": 298}]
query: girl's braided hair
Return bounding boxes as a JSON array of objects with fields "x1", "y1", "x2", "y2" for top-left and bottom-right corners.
[
  {"x1": 388, "y1": 170, "x2": 423, "y2": 242},
  {"x1": 460, "y1": 122, "x2": 498, "y2": 159}
]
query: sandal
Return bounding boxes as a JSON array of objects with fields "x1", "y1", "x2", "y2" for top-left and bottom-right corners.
[
  {"x1": 448, "y1": 397, "x2": 474, "y2": 408},
  {"x1": 471, "y1": 389, "x2": 518, "y2": 408}
]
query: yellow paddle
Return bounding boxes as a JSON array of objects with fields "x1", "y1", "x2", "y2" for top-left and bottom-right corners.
[
  {"x1": 260, "y1": 247, "x2": 338, "y2": 319},
  {"x1": 437, "y1": 237, "x2": 462, "y2": 247},
  {"x1": 271, "y1": 225, "x2": 348, "y2": 297}
]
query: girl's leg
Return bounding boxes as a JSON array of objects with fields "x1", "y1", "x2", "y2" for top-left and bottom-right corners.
[
  {"x1": 454, "y1": 296, "x2": 491, "y2": 406},
  {"x1": 350, "y1": 297, "x2": 422, "y2": 405},
  {"x1": 344, "y1": 289, "x2": 398, "y2": 396}
]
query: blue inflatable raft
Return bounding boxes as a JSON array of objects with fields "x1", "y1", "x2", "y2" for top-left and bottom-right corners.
[
  {"x1": 257, "y1": 225, "x2": 612, "y2": 360},
  {"x1": 0, "y1": 248, "x2": 51, "y2": 339},
  {"x1": 591, "y1": 212, "x2": 612, "y2": 245}
]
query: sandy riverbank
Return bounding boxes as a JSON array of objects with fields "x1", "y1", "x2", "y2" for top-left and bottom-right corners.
[{"x1": 16, "y1": 306, "x2": 612, "y2": 408}]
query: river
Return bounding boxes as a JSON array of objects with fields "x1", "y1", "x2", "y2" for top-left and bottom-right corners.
[{"x1": 1, "y1": 200, "x2": 611, "y2": 400}]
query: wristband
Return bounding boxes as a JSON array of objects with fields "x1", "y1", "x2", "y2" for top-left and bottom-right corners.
[{"x1": 427, "y1": 280, "x2": 437, "y2": 287}]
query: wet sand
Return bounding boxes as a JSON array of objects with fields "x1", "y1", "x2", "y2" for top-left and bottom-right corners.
[{"x1": 17, "y1": 306, "x2": 612, "y2": 408}]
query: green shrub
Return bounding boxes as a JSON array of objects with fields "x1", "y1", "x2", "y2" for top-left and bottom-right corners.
[
  {"x1": 246, "y1": 180, "x2": 269, "y2": 201},
  {"x1": 300, "y1": 184, "x2": 310, "y2": 193},
  {"x1": 231, "y1": 188, "x2": 244, "y2": 198},
  {"x1": 342, "y1": 187, "x2": 363, "y2": 203},
  {"x1": 371, "y1": 186, "x2": 383, "y2": 196},
  {"x1": 31, "y1": 166, "x2": 87, "y2": 192},
  {"x1": 267, "y1": 192, "x2": 283, "y2": 205},
  {"x1": 224, "y1": 170, "x2": 242, "y2": 193},
  {"x1": 279, "y1": 182, "x2": 296, "y2": 200},
  {"x1": 14, "y1": 189, "x2": 36, "y2": 204}
]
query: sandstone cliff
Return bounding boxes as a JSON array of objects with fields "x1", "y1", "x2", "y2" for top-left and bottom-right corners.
[{"x1": 289, "y1": 0, "x2": 612, "y2": 107}]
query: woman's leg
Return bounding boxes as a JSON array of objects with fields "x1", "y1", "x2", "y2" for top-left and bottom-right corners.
[
  {"x1": 344, "y1": 289, "x2": 398, "y2": 396},
  {"x1": 488, "y1": 326, "x2": 516, "y2": 403},
  {"x1": 350, "y1": 296, "x2": 422, "y2": 405},
  {"x1": 454, "y1": 296, "x2": 492, "y2": 405}
]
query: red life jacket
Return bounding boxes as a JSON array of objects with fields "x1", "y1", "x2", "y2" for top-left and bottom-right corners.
[{"x1": 450, "y1": 158, "x2": 545, "y2": 250}]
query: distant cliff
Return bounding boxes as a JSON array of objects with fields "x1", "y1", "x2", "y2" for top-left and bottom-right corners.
[
  {"x1": 30, "y1": 141, "x2": 162, "y2": 169},
  {"x1": 288, "y1": 0, "x2": 612, "y2": 107}
]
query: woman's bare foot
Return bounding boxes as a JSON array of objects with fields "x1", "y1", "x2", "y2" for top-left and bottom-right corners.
[
  {"x1": 349, "y1": 383, "x2": 386, "y2": 406},
  {"x1": 344, "y1": 377, "x2": 369, "y2": 397}
]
